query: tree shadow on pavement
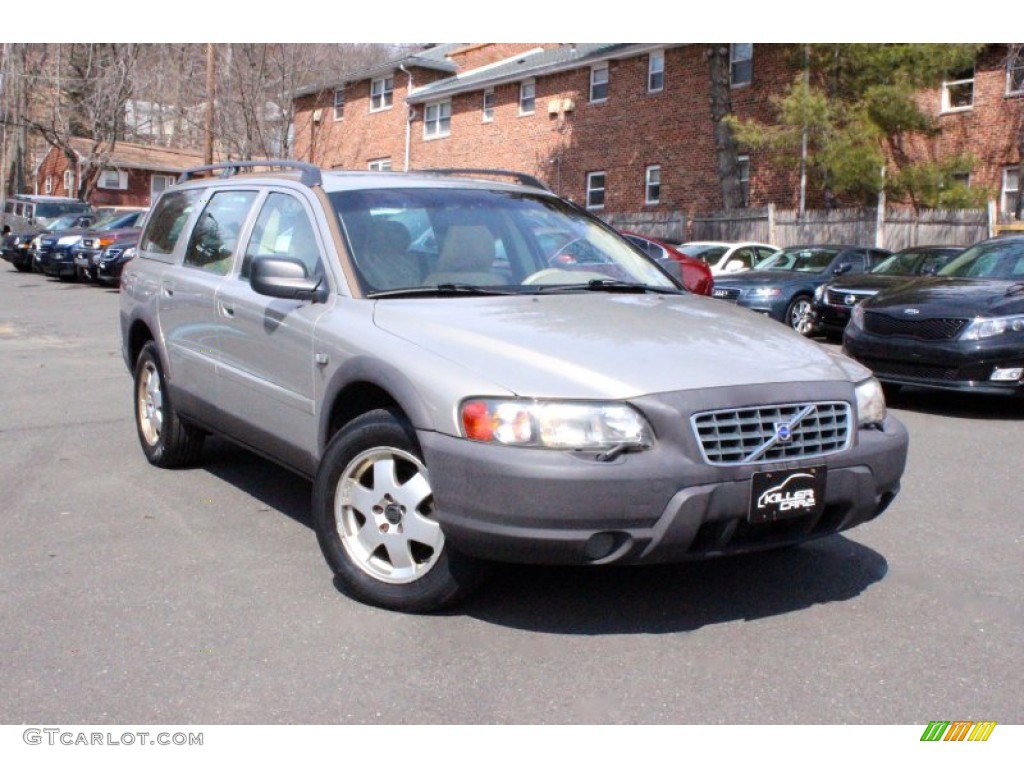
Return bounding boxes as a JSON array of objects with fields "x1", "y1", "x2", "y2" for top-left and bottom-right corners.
[{"x1": 458, "y1": 535, "x2": 887, "y2": 635}]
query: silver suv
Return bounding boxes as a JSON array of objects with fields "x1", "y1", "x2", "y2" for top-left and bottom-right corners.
[{"x1": 120, "y1": 161, "x2": 909, "y2": 612}]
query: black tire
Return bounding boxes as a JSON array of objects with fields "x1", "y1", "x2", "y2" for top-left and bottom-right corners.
[
  {"x1": 14, "y1": 262, "x2": 32, "y2": 273},
  {"x1": 312, "y1": 409, "x2": 486, "y2": 612},
  {"x1": 785, "y1": 295, "x2": 815, "y2": 336},
  {"x1": 133, "y1": 341, "x2": 205, "y2": 468}
]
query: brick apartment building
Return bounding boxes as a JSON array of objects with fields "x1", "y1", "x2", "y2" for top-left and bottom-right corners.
[
  {"x1": 34, "y1": 137, "x2": 206, "y2": 209},
  {"x1": 295, "y1": 43, "x2": 1022, "y2": 222}
]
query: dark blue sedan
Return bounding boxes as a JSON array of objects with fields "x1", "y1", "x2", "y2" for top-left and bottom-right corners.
[{"x1": 710, "y1": 244, "x2": 891, "y2": 336}]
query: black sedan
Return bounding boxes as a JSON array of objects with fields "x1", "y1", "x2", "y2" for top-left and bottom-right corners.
[
  {"x1": 813, "y1": 245, "x2": 963, "y2": 338},
  {"x1": 711, "y1": 244, "x2": 891, "y2": 336},
  {"x1": 2, "y1": 212, "x2": 95, "y2": 273},
  {"x1": 844, "y1": 235, "x2": 1024, "y2": 395},
  {"x1": 94, "y1": 238, "x2": 139, "y2": 287}
]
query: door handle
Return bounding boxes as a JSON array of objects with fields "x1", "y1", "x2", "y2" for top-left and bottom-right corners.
[
  {"x1": 218, "y1": 301, "x2": 235, "y2": 318},
  {"x1": 161, "y1": 281, "x2": 174, "y2": 297}
]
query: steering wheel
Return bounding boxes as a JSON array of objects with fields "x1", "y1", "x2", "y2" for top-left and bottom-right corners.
[{"x1": 547, "y1": 237, "x2": 585, "y2": 266}]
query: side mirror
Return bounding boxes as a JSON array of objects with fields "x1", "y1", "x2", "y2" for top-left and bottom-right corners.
[
  {"x1": 250, "y1": 257, "x2": 327, "y2": 303},
  {"x1": 834, "y1": 262, "x2": 853, "y2": 275}
]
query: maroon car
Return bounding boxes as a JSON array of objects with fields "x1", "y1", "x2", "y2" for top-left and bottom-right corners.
[{"x1": 621, "y1": 231, "x2": 714, "y2": 296}]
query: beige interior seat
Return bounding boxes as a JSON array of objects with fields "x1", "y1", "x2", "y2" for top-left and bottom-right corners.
[{"x1": 425, "y1": 224, "x2": 505, "y2": 285}]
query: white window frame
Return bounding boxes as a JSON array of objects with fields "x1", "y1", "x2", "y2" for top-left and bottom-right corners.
[
  {"x1": 333, "y1": 87, "x2": 345, "y2": 121},
  {"x1": 941, "y1": 70, "x2": 974, "y2": 113},
  {"x1": 63, "y1": 170, "x2": 75, "y2": 193},
  {"x1": 368, "y1": 158, "x2": 393, "y2": 172},
  {"x1": 98, "y1": 169, "x2": 128, "y2": 190},
  {"x1": 519, "y1": 80, "x2": 536, "y2": 116},
  {"x1": 1007, "y1": 55, "x2": 1024, "y2": 96},
  {"x1": 424, "y1": 99, "x2": 452, "y2": 139},
  {"x1": 586, "y1": 171, "x2": 606, "y2": 210},
  {"x1": 645, "y1": 165, "x2": 661, "y2": 206},
  {"x1": 730, "y1": 44, "x2": 753, "y2": 88},
  {"x1": 44, "y1": 175, "x2": 53, "y2": 194},
  {"x1": 482, "y1": 89, "x2": 495, "y2": 123},
  {"x1": 648, "y1": 50, "x2": 665, "y2": 93},
  {"x1": 370, "y1": 76, "x2": 394, "y2": 112},
  {"x1": 737, "y1": 155, "x2": 750, "y2": 207},
  {"x1": 590, "y1": 62, "x2": 609, "y2": 102},
  {"x1": 1003, "y1": 167, "x2": 1020, "y2": 218},
  {"x1": 151, "y1": 174, "x2": 175, "y2": 196}
]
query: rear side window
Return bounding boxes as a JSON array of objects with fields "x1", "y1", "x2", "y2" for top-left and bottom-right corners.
[
  {"x1": 184, "y1": 191, "x2": 258, "y2": 275},
  {"x1": 141, "y1": 189, "x2": 205, "y2": 255}
]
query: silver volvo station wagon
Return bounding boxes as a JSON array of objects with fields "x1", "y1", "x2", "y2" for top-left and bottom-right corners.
[{"x1": 120, "y1": 161, "x2": 909, "y2": 612}]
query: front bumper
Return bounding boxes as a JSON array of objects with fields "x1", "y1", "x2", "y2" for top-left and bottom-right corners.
[
  {"x1": 845, "y1": 326, "x2": 1024, "y2": 395},
  {"x1": 419, "y1": 384, "x2": 908, "y2": 565},
  {"x1": 42, "y1": 251, "x2": 77, "y2": 277}
]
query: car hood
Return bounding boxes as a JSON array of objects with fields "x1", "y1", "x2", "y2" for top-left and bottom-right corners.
[
  {"x1": 865, "y1": 277, "x2": 1024, "y2": 317},
  {"x1": 373, "y1": 293, "x2": 866, "y2": 399},
  {"x1": 715, "y1": 270, "x2": 827, "y2": 288}
]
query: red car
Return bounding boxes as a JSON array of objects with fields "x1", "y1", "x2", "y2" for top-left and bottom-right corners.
[{"x1": 621, "y1": 231, "x2": 714, "y2": 296}]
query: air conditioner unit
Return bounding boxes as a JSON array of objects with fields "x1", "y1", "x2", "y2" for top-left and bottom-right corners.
[
  {"x1": 547, "y1": 99, "x2": 561, "y2": 116},
  {"x1": 561, "y1": 98, "x2": 576, "y2": 113},
  {"x1": 313, "y1": 109, "x2": 323, "y2": 124}
]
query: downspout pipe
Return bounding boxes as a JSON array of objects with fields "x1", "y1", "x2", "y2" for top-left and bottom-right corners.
[{"x1": 399, "y1": 64, "x2": 413, "y2": 172}]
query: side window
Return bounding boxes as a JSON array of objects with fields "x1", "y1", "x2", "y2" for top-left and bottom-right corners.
[
  {"x1": 184, "y1": 190, "x2": 258, "y2": 274},
  {"x1": 240, "y1": 192, "x2": 323, "y2": 280},
  {"x1": 141, "y1": 189, "x2": 205, "y2": 255},
  {"x1": 843, "y1": 253, "x2": 866, "y2": 274}
]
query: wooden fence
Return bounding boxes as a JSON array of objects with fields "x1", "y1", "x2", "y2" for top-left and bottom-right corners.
[{"x1": 687, "y1": 203, "x2": 996, "y2": 249}]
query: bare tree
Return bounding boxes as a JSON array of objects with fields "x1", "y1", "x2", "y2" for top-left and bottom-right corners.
[{"x1": 705, "y1": 44, "x2": 745, "y2": 210}]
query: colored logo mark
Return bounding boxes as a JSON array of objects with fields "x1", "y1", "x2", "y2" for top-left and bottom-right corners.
[{"x1": 920, "y1": 721, "x2": 996, "y2": 742}]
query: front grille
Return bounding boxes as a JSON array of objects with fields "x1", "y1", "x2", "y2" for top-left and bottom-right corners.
[
  {"x1": 101, "y1": 248, "x2": 123, "y2": 261},
  {"x1": 692, "y1": 402, "x2": 851, "y2": 465},
  {"x1": 864, "y1": 312, "x2": 967, "y2": 340},
  {"x1": 858, "y1": 356, "x2": 962, "y2": 382},
  {"x1": 826, "y1": 289, "x2": 870, "y2": 307},
  {"x1": 712, "y1": 287, "x2": 741, "y2": 301}
]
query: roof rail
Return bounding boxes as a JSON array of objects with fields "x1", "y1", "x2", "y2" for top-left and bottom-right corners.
[
  {"x1": 415, "y1": 168, "x2": 550, "y2": 191},
  {"x1": 177, "y1": 160, "x2": 322, "y2": 187}
]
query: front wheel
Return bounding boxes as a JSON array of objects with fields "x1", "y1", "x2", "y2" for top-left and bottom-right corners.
[
  {"x1": 312, "y1": 409, "x2": 486, "y2": 612},
  {"x1": 786, "y1": 295, "x2": 815, "y2": 337}
]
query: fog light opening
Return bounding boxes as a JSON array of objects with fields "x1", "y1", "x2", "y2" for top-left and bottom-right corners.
[
  {"x1": 989, "y1": 367, "x2": 1023, "y2": 382},
  {"x1": 583, "y1": 531, "x2": 633, "y2": 562}
]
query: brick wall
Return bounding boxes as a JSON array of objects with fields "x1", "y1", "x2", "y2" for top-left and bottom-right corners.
[{"x1": 36, "y1": 145, "x2": 162, "y2": 207}]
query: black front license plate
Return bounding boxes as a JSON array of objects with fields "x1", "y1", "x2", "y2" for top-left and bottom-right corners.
[{"x1": 749, "y1": 466, "x2": 826, "y2": 523}]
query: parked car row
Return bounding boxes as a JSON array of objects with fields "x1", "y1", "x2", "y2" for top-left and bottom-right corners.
[{"x1": 2, "y1": 208, "x2": 146, "y2": 285}]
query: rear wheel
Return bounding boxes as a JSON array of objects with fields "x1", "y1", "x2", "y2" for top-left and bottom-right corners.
[
  {"x1": 785, "y1": 295, "x2": 815, "y2": 336},
  {"x1": 14, "y1": 263, "x2": 32, "y2": 273},
  {"x1": 312, "y1": 409, "x2": 486, "y2": 612},
  {"x1": 134, "y1": 341, "x2": 205, "y2": 467}
]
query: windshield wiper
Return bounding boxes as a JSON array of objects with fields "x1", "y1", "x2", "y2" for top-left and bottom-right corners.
[
  {"x1": 533, "y1": 279, "x2": 682, "y2": 295},
  {"x1": 368, "y1": 283, "x2": 519, "y2": 299}
]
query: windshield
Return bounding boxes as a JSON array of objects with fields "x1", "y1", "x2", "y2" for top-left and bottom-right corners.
[
  {"x1": 329, "y1": 188, "x2": 677, "y2": 295},
  {"x1": 937, "y1": 239, "x2": 1024, "y2": 279},
  {"x1": 755, "y1": 247, "x2": 840, "y2": 273},
  {"x1": 35, "y1": 202, "x2": 90, "y2": 219},
  {"x1": 93, "y1": 211, "x2": 144, "y2": 230},
  {"x1": 43, "y1": 214, "x2": 84, "y2": 231},
  {"x1": 871, "y1": 248, "x2": 959, "y2": 276}
]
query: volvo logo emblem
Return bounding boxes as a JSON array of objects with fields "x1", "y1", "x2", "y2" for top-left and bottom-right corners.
[
  {"x1": 903, "y1": 308, "x2": 920, "y2": 315},
  {"x1": 774, "y1": 423, "x2": 793, "y2": 443},
  {"x1": 844, "y1": 294, "x2": 858, "y2": 306}
]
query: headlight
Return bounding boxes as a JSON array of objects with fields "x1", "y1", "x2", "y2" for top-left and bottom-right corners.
[
  {"x1": 31, "y1": 236, "x2": 41, "y2": 249},
  {"x1": 850, "y1": 303, "x2": 865, "y2": 330},
  {"x1": 855, "y1": 378, "x2": 886, "y2": 427},
  {"x1": 121, "y1": 247, "x2": 137, "y2": 261},
  {"x1": 753, "y1": 287, "x2": 782, "y2": 297},
  {"x1": 814, "y1": 284, "x2": 827, "y2": 301},
  {"x1": 460, "y1": 399, "x2": 653, "y2": 450},
  {"x1": 58, "y1": 235, "x2": 82, "y2": 246},
  {"x1": 960, "y1": 314, "x2": 1024, "y2": 341}
]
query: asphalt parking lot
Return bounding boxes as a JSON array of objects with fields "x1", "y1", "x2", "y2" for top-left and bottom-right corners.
[{"x1": 1, "y1": 267, "x2": 1022, "y2": 726}]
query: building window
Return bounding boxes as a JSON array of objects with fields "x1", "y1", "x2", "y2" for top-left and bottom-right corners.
[
  {"x1": 586, "y1": 172, "x2": 606, "y2": 210},
  {"x1": 151, "y1": 175, "x2": 175, "y2": 196},
  {"x1": 519, "y1": 80, "x2": 535, "y2": 115},
  {"x1": 482, "y1": 89, "x2": 495, "y2": 122},
  {"x1": 333, "y1": 87, "x2": 345, "y2": 120},
  {"x1": 590, "y1": 63, "x2": 609, "y2": 102},
  {"x1": 44, "y1": 176, "x2": 53, "y2": 194},
  {"x1": 730, "y1": 44, "x2": 753, "y2": 87},
  {"x1": 424, "y1": 100, "x2": 452, "y2": 139},
  {"x1": 645, "y1": 165, "x2": 661, "y2": 205},
  {"x1": 648, "y1": 50, "x2": 664, "y2": 92},
  {"x1": 941, "y1": 68, "x2": 974, "y2": 112},
  {"x1": 1007, "y1": 54, "x2": 1024, "y2": 96},
  {"x1": 1003, "y1": 167, "x2": 1020, "y2": 218},
  {"x1": 737, "y1": 155, "x2": 750, "y2": 207},
  {"x1": 63, "y1": 170, "x2": 75, "y2": 193},
  {"x1": 98, "y1": 169, "x2": 128, "y2": 190},
  {"x1": 368, "y1": 158, "x2": 392, "y2": 172},
  {"x1": 370, "y1": 76, "x2": 394, "y2": 112}
]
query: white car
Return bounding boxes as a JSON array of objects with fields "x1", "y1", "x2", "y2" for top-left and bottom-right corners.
[{"x1": 676, "y1": 241, "x2": 779, "y2": 275}]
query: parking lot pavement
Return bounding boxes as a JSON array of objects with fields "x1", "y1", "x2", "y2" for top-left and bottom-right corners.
[{"x1": 1, "y1": 268, "x2": 1022, "y2": 726}]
